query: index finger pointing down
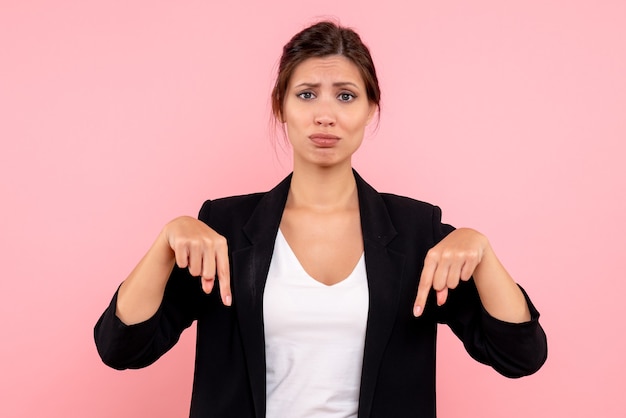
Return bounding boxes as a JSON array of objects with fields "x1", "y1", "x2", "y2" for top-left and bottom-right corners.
[
  {"x1": 215, "y1": 240, "x2": 232, "y2": 306},
  {"x1": 414, "y1": 259, "x2": 436, "y2": 317}
]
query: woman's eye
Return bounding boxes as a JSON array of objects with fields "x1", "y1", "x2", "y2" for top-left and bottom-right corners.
[
  {"x1": 339, "y1": 92, "x2": 356, "y2": 102},
  {"x1": 297, "y1": 92, "x2": 315, "y2": 100}
]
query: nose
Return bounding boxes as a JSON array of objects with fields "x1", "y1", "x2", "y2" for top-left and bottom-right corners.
[
  {"x1": 314, "y1": 101, "x2": 336, "y2": 127},
  {"x1": 315, "y1": 115, "x2": 335, "y2": 127}
]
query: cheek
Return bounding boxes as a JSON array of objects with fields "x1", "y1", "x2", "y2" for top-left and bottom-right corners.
[
  {"x1": 284, "y1": 109, "x2": 309, "y2": 132},
  {"x1": 282, "y1": 101, "x2": 297, "y2": 125},
  {"x1": 284, "y1": 117, "x2": 305, "y2": 143},
  {"x1": 344, "y1": 110, "x2": 371, "y2": 132}
]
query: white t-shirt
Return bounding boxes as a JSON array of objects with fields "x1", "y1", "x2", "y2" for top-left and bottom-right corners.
[{"x1": 263, "y1": 230, "x2": 369, "y2": 418}]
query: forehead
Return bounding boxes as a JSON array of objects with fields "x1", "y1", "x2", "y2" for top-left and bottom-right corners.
[{"x1": 289, "y1": 55, "x2": 365, "y2": 87}]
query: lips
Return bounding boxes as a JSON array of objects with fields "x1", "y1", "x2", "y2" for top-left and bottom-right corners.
[{"x1": 309, "y1": 133, "x2": 340, "y2": 147}]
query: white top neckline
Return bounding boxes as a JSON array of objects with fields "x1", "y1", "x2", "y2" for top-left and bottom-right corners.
[{"x1": 276, "y1": 228, "x2": 365, "y2": 288}]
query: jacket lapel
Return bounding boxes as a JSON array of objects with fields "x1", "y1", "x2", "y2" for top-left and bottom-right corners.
[
  {"x1": 231, "y1": 174, "x2": 292, "y2": 418},
  {"x1": 230, "y1": 171, "x2": 404, "y2": 418},
  {"x1": 354, "y1": 171, "x2": 405, "y2": 418}
]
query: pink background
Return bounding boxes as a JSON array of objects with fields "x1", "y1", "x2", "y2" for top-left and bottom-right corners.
[{"x1": 1, "y1": 1, "x2": 625, "y2": 417}]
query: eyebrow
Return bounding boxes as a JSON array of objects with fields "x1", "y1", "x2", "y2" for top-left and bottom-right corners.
[{"x1": 293, "y1": 82, "x2": 361, "y2": 90}]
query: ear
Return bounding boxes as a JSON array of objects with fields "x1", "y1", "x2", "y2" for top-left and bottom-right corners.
[
  {"x1": 276, "y1": 109, "x2": 285, "y2": 124},
  {"x1": 366, "y1": 103, "x2": 378, "y2": 125}
]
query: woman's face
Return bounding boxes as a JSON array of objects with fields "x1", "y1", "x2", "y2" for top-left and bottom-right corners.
[{"x1": 282, "y1": 55, "x2": 376, "y2": 170}]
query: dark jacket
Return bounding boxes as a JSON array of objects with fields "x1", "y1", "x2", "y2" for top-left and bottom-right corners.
[{"x1": 95, "y1": 171, "x2": 547, "y2": 417}]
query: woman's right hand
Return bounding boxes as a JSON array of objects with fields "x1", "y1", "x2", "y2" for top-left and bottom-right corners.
[
  {"x1": 116, "y1": 216, "x2": 231, "y2": 325},
  {"x1": 162, "y1": 216, "x2": 232, "y2": 306}
]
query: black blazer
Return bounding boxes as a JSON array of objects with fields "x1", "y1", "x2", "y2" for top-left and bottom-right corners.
[{"x1": 95, "y1": 171, "x2": 547, "y2": 418}]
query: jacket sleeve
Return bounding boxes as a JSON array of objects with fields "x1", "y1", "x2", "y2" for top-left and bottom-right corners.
[
  {"x1": 93, "y1": 201, "x2": 214, "y2": 370},
  {"x1": 432, "y1": 207, "x2": 548, "y2": 378},
  {"x1": 94, "y1": 266, "x2": 204, "y2": 370}
]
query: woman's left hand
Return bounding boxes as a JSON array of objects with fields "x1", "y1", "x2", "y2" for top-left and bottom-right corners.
[{"x1": 413, "y1": 228, "x2": 488, "y2": 317}]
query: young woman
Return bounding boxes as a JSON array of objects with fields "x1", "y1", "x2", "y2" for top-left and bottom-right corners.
[{"x1": 95, "y1": 21, "x2": 547, "y2": 418}]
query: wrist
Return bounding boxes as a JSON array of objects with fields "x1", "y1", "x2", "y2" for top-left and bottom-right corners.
[
  {"x1": 154, "y1": 228, "x2": 176, "y2": 266},
  {"x1": 472, "y1": 242, "x2": 499, "y2": 286}
]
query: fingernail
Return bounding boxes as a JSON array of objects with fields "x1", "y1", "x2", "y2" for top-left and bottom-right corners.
[{"x1": 413, "y1": 305, "x2": 421, "y2": 317}]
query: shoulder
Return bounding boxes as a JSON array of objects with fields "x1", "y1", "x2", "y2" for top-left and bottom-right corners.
[
  {"x1": 198, "y1": 174, "x2": 292, "y2": 223},
  {"x1": 198, "y1": 192, "x2": 266, "y2": 223},
  {"x1": 376, "y1": 192, "x2": 444, "y2": 228},
  {"x1": 354, "y1": 171, "x2": 450, "y2": 239},
  {"x1": 374, "y1": 191, "x2": 454, "y2": 244},
  {"x1": 354, "y1": 170, "x2": 440, "y2": 217},
  {"x1": 379, "y1": 192, "x2": 440, "y2": 214}
]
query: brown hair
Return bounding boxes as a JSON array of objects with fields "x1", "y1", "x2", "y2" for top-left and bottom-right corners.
[{"x1": 271, "y1": 21, "x2": 381, "y2": 122}]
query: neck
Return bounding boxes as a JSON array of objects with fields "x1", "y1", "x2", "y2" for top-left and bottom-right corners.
[{"x1": 288, "y1": 164, "x2": 358, "y2": 211}]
